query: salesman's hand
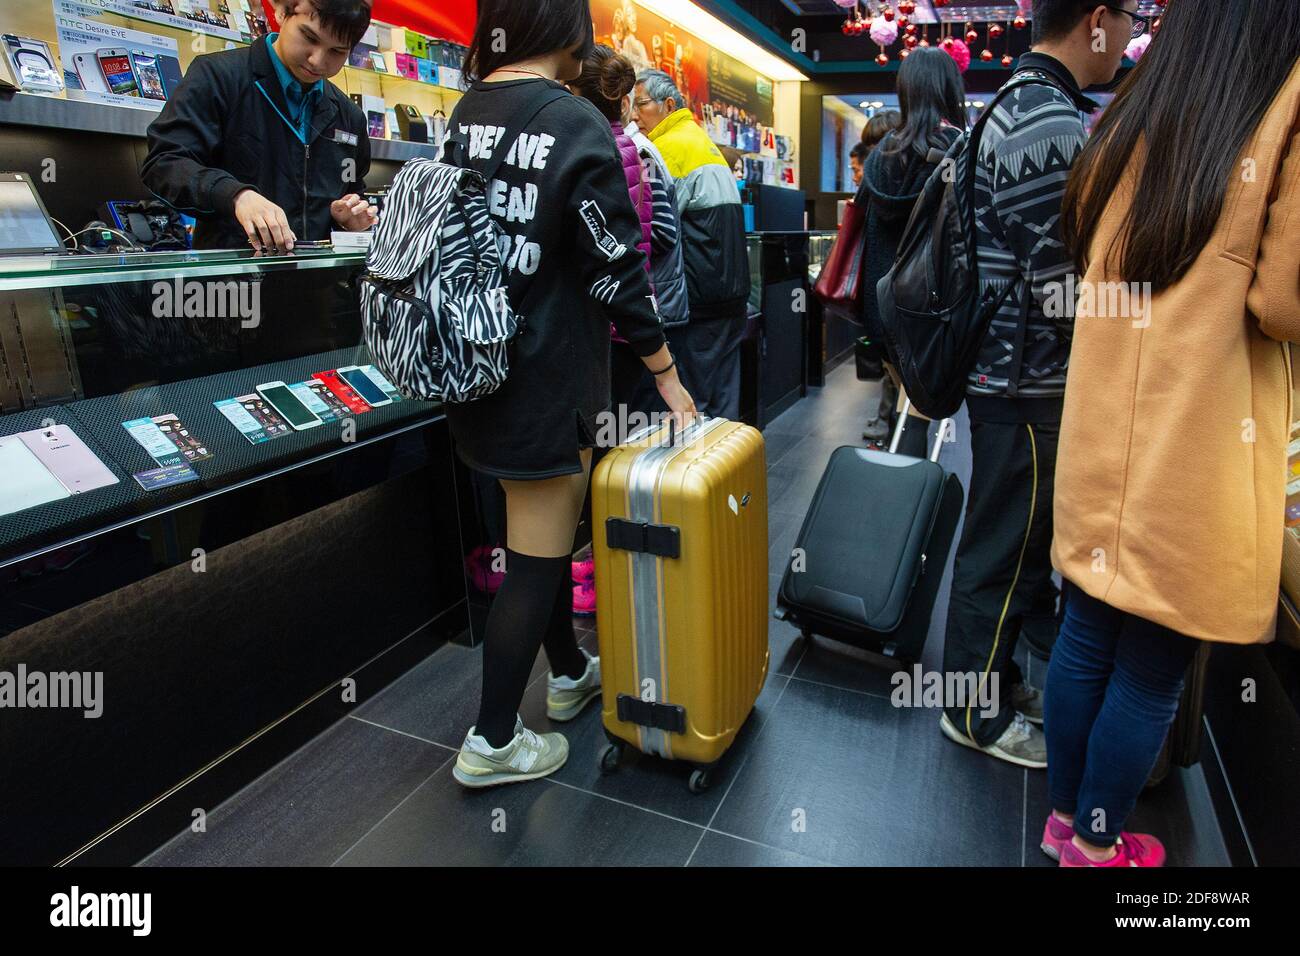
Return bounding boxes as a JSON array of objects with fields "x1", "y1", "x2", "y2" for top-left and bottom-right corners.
[
  {"x1": 331, "y1": 194, "x2": 379, "y2": 232},
  {"x1": 234, "y1": 189, "x2": 296, "y2": 252}
]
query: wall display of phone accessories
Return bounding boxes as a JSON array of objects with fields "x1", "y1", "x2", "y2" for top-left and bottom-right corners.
[
  {"x1": 52, "y1": 1, "x2": 182, "y2": 110},
  {"x1": 1, "y1": 35, "x2": 64, "y2": 94},
  {"x1": 345, "y1": 20, "x2": 467, "y2": 93}
]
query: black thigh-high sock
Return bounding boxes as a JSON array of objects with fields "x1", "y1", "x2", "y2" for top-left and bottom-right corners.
[
  {"x1": 542, "y1": 568, "x2": 588, "y2": 681},
  {"x1": 475, "y1": 549, "x2": 571, "y2": 748}
]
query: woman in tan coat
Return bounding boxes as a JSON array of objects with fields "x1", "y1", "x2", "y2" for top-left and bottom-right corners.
[{"x1": 1043, "y1": 0, "x2": 1300, "y2": 867}]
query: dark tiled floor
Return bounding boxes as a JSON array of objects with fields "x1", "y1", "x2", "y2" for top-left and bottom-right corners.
[{"x1": 139, "y1": 364, "x2": 1231, "y2": 867}]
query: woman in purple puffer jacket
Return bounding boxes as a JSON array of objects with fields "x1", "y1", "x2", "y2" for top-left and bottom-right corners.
[{"x1": 570, "y1": 45, "x2": 655, "y2": 306}]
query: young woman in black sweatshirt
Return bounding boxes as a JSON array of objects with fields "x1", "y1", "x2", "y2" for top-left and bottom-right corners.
[{"x1": 447, "y1": 0, "x2": 696, "y2": 788}]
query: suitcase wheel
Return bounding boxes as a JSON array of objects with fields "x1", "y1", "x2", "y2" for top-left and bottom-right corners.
[
  {"x1": 599, "y1": 742, "x2": 625, "y2": 775},
  {"x1": 688, "y1": 768, "x2": 712, "y2": 795}
]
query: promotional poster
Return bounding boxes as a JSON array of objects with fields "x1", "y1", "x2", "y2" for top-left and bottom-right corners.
[{"x1": 591, "y1": 0, "x2": 773, "y2": 128}]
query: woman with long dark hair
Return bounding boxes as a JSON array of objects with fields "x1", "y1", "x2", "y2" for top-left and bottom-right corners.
[
  {"x1": 447, "y1": 0, "x2": 695, "y2": 788},
  {"x1": 857, "y1": 48, "x2": 966, "y2": 453},
  {"x1": 1047, "y1": 0, "x2": 1300, "y2": 865},
  {"x1": 856, "y1": 108, "x2": 901, "y2": 440}
]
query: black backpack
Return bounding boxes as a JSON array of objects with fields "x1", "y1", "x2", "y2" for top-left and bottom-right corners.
[{"x1": 874, "y1": 70, "x2": 1057, "y2": 419}]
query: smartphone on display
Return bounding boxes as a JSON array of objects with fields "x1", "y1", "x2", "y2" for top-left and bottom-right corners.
[
  {"x1": 359, "y1": 364, "x2": 402, "y2": 402},
  {"x1": 256, "y1": 381, "x2": 324, "y2": 431},
  {"x1": 0, "y1": 434, "x2": 71, "y2": 517},
  {"x1": 72, "y1": 52, "x2": 110, "y2": 94},
  {"x1": 312, "y1": 369, "x2": 373, "y2": 415},
  {"x1": 155, "y1": 54, "x2": 183, "y2": 97},
  {"x1": 18, "y1": 426, "x2": 119, "y2": 494},
  {"x1": 337, "y1": 365, "x2": 392, "y2": 408},
  {"x1": 96, "y1": 49, "x2": 139, "y2": 96},
  {"x1": 130, "y1": 51, "x2": 166, "y2": 100}
]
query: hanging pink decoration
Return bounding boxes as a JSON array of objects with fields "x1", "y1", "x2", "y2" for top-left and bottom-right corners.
[
  {"x1": 832, "y1": 0, "x2": 857, "y2": 7},
  {"x1": 943, "y1": 36, "x2": 971, "y2": 73},
  {"x1": 869, "y1": 15, "x2": 899, "y2": 46},
  {"x1": 1125, "y1": 33, "x2": 1152, "y2": 61},
  {"x1": 1016, "y1": 0, "x2": 1033, "y2": 13}
]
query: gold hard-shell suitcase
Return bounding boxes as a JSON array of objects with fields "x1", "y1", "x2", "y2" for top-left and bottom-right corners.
[{"x1": 590, "y1": 417, "x2": 768, "y2": 793}]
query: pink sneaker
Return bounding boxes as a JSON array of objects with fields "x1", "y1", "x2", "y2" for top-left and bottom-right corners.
[
  {"x1": 1040, "y1": 812, "x2": 1074, "y2": 862},
  {"x1": 572, "y1": 558, "x2": 595, "y2": 584},
  {"x1": 572, "y1": 580, "x2": 596, "y2": 616},
  {"x1": 1059, "y1": 831, "x2": 1167, "y2": 868}
]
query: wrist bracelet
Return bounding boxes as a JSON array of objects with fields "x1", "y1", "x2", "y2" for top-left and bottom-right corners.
[{"x1": 650, "y1": 356, "x2": 676, "y2": 376}]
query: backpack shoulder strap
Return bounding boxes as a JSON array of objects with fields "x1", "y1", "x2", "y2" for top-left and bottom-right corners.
[
  {"x1": 969, "y1": 70, "x2": 1058, "y2": 146},
  {"x1": 444, "y1": 83, "x2": 570, "y2": 182},
  {"x1": 962, "y1": 71, "x2": 1062, "y2": 333}
]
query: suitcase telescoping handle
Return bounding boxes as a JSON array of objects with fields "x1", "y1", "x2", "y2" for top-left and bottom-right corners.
[{"x1": 887, "y1": 397, "x2": 953, "y2": 463}]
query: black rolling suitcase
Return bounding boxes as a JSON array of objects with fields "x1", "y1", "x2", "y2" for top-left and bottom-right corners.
[{"x1": 775, "y1": 399, "x2": 964, "y2": 665}]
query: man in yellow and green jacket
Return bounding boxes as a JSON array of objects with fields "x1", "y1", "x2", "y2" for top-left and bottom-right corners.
[{"x1": 633, "y1": 69, "x2": 749, "y2": 419}]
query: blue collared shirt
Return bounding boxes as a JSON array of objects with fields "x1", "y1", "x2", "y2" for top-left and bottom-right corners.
[{"x1": 266, "y1": 33, "x2": 324, "y2": 142}]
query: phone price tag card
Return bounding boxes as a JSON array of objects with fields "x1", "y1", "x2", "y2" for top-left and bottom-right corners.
[
  {"x1": 214, "y1": 396, "x2": 290, "y2": 444},
  {"x1": 123, "y1": 417, "x2": 187, "y2": 467},
  {"x1": 133, "y1": 463, "x2": 200, "y2": 491}
]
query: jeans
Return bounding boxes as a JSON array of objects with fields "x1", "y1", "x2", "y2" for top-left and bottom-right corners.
[{"x1": 1044, "y1": 583, "x2": 1200, "y2": 847}]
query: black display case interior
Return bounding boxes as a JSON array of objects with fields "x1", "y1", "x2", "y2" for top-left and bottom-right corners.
[{"x1": 0, "y1": 249, "x2": 472, "y2": 865}]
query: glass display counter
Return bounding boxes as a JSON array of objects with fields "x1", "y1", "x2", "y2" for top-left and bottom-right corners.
[{"x1": 0, "y1": 248, "x2": 443, "y2": 571}]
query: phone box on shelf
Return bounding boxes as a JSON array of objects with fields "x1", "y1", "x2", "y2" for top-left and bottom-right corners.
[
  {"x1": 359, "y1": 23, "x2": 379, "y2": 48},
  {"x1": 350, "y1": 92, "x2": 386, "y2": 130},
  {"x1": 383, "y1": 51, "x2": 419, "y2": 80},
  {"x1": 385, "y1": 27, "x2": 417, "y2": 55},
  {"x1": 438, "y1": 64, "x2": 462, "y2": 91},
  {"x1": 417, "y1": 59, "x2": 438, "y2": 85},
  {"x1": 371, "y1": 21, "x2": 394, "y2": 51},
  {"x1": 405, "y1": 32, "x2": 429, "y2": 58},
  {"x1": 348, "y1": 43, "x2": 378, "y2": 70}
]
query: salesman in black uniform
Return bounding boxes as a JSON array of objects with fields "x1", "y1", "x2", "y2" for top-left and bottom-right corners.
[{"x1": 142, "y1": 0, "x2": 378, "y2": 251}]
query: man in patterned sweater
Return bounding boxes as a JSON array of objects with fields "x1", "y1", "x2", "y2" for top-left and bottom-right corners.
[{"x1": 941, "y1": 0, "x2": 1139, "y2": 766}]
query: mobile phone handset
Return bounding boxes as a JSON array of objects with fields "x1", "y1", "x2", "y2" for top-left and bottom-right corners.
[
  {"x1": 336, "y1": 366, "x2": 393, "y2": 407},
  {"x1": 256, "y1": 381, "x2": 324, "y2": 430}
]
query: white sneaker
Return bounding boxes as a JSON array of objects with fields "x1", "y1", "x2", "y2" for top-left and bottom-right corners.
[
  {"x1": 546, "y1": 649, "x2": 601, "y2": 722},
  {"x1": 940, "y1": 712, "x2": 1048, "y2": 769},
  {"x1": 453, "y1": 716, "x2": 568, "y2": 788}
]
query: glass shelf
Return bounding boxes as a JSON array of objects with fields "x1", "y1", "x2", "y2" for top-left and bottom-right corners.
[{"x1": 0, "y1": 248, "x2": 366, "y2": 292}]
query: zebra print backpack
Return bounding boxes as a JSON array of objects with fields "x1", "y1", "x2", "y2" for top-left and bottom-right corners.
[{"x1": 360, "y1": 86, "x2": 567, "y2": 403}]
